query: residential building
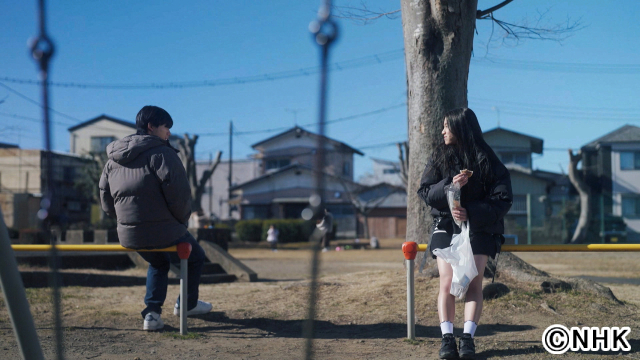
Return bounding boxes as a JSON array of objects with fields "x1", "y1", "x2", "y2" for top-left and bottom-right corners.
[
  {"x1": 0, "y1": 148, "x2": 93, "y2": 229},
  {"x1": 358, "y1": 157, "x2": 405, "y2": 187},
  {"x1": 230, "y1": 126, "x2": 363, "y2": 237},
  {"x1": 68, "y1": 115, "x2": 137, "y2": 155},
  {"x1": 196, "y1": 158, "x2": 260, "y2": 221},
  {"x1": 582, "y1": 124, "x2": 640, "y2": 242},
  {"x1": 484, "y1": 127, "x2": 571, "y2": 227}
]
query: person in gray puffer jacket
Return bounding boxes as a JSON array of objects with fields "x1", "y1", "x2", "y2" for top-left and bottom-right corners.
[{"x1": 99, "y1": 106, "x2": 212, "y2": 331}]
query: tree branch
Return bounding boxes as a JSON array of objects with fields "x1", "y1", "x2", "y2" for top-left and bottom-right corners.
[
  {"x1": 333, "y1": 2, "x2": 400, "y2": 25},
  {"x1": 197, "y1": 151, "x2": 222, "y2": 190},
  {"x1": 476, "y1": 0, "x2": 514, "y2": 19}
]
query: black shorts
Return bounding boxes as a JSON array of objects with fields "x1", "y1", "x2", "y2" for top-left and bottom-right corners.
[{"x1": 427, "y1": 218, "x2": 499, "y2": 260}]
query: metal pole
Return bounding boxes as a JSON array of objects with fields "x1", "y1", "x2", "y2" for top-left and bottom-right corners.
[
  {"x1": 526, "y1": 193, "x2": 532, "y2": 245},
  {"x1": 600, "y1": 194, "x2": 605, "y2": 244},
  {"x1": 406, "y1": 259, "x2": 415, "y2": 340},
  {"x1": 0, "y1": 208, "x2": 45, "y2": 360},
  {"x1": 561, "y1": 196, "x2": 566, "y2": 242},
  {"x1": 180, "y1": 257, "x2": 188, "y2": 335},
  {"x1": 228, "y1": 121, "x2": 233, "y2": 219},
  {"x1": 30, "y1": 1, "x2": 63, "y2": 357},
  {"x1": 304, "y1": 2, "x2": 337, "y2": 358},
  {"x1": 176, "y1": 242, "x2": 191, "y2": 335}
]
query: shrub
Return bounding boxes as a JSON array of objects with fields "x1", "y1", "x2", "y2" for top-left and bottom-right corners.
[
  {"x1": 235, "y1": 220, "x2": 264, "y2": 242},
  {"x1": 213, "y1": 223, "x2": 231, "y2": 229}
]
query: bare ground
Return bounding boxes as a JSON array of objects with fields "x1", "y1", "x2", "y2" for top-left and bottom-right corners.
[{"x1": 1, "y1": 238, "x2": 640, "y2": 359}]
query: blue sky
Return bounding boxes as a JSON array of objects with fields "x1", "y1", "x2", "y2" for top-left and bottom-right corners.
[{"x1": 1, "y1": 0, "x2": 639, "y2": 179}]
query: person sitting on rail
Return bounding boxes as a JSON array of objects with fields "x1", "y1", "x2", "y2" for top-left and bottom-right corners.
[{"x1": 99, "y1": 105, "x2": 212, "y2": 331}]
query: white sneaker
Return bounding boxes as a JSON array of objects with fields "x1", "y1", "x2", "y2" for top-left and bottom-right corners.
[
  {"x1": 173, "y1": 300, "x2": 212, "y2": 317},
  {"x1": 143, "y1": 311, "x2": 164, "y2": 331}
]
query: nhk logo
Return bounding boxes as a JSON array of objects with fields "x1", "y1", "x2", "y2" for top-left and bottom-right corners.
[{"x1": 542, "y1": 324, "x2": 631, "y2": 354}]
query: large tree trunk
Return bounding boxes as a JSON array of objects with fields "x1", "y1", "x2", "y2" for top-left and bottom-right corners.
[
  {"x1": 401, "y1": 0, "x2": 478, "y2": 244},
  {"x1": 567, "y1": 149, "x2": 592, "y2": 243}
]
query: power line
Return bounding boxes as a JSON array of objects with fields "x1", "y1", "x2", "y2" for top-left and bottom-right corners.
[
  {"x1": 0, "y1": 82, "x2": 82, "y2": 123},
  {"x1": 472, "y1": 57, "x2": 640, "y2": 74},
  {"x1": 199, "y1": 102, "x2": 406, "y2": 137},
  {"x1": 0, "y1": 49, "x2": 405, "y2": 90}
]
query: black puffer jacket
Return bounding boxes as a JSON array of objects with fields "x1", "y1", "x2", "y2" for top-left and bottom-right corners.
[
  {"x1": 417, "y1": 152, "x2": 513, "y2": 235},
  {"x1": 99, "y1": 134, "x2": 191, "y2": 249}
]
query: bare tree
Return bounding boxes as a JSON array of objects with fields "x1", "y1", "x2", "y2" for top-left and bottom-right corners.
[
  {"x1": 567, "y1": 149, "x2": 592, "y2": 243},
  {"x1": 340, "y1": 180, "x2": 402, "y2": 239},
  {"x1": 175, "y1": 134, "x2": 222, "y2": 213}
]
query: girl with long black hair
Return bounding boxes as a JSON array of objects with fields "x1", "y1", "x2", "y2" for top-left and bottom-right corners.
[{"x1": 418, "y1": 108, "x2": 513, "y2": 359}]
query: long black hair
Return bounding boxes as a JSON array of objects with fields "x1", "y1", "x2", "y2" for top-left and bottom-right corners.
[{"x1": 430, "y1": 108, "x2": 497, "y2": 183}]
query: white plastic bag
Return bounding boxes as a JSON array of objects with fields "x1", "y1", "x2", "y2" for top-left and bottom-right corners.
[{"x1": 432, "y1": 222, "x2": 478, "y2": 298}]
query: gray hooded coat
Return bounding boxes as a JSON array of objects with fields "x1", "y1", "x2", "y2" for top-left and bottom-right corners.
[{"x1": 99, "y1": 134, "x2": 191, "y2": 249}]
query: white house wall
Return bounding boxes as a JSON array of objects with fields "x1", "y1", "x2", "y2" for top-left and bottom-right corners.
[
  {"x1": 196, "y1": 159, "x2": 260, "y2": 220},
  {"x1": 611, "y1": 144, "x2": 640, "y2": 241},
  {"x1": 70, "y1": 119, "x2": 135, "y2": 155}
]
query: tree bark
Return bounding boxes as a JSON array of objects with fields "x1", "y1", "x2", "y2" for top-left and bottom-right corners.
[
  {"x1": 401, "y1": 0, "x2": 478, "y2": 244},
  {"x1": 567, "y1": 149, "x2": 592, "y2": 243}
]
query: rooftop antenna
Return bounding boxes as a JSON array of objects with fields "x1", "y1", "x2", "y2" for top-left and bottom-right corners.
[
  {"x1": 285, "y1": 108, "x2": 303, "y2": 126},
  {"x1": 492, "y1": 106, "x2": 500, "y2": 128}
]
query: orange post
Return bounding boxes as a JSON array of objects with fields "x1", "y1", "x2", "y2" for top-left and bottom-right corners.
[{"x1": 402, "y1": 241, "x2": 418, "y2": 260}]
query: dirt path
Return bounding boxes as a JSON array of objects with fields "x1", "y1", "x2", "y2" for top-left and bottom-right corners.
[{"x1": 1, "y1": 239, "x2": 640, "y2": 359}]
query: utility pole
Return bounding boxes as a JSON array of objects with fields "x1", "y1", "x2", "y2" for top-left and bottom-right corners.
[
  {"x1": 209, "y1": 152, "x2": 213, "y2": 218},
  {"x1": 228, "y1": 121, "x2": 233, "y2": 219}
]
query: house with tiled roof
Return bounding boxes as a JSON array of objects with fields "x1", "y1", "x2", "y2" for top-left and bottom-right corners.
[{"x1": 581, "y1": 124, "x2": 640, "y2": 242}]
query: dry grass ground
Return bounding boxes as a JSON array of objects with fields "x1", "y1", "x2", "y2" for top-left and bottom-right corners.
[{"x1": 1, "y1": 238, "x2": 640, "y2": 359}]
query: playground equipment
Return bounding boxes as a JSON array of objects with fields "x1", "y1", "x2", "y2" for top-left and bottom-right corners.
[{"x1": 402, "y1": 241, "x2": 640, "y2": 340}]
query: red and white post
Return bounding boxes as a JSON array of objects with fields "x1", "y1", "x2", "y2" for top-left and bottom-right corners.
[{"x1": 176, "y1": 242, "x2": 192, "y2": 335}]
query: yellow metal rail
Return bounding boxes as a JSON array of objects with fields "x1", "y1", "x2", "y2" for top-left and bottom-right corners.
[
  {"x1": 11, "y1": 245, "x2": 177, "y2": 252},
  {"x1": 414, "y1": 243, "x2": 640, "y2": 252}
]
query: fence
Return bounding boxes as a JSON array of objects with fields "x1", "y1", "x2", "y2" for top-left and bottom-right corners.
[{"x1": 401, "y1": 241, "x2": 640, "y2": 340}]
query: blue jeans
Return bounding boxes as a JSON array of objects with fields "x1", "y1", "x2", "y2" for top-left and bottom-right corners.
[{"x1": 137, "y1": 232, "x2": 205, "y2": 318}]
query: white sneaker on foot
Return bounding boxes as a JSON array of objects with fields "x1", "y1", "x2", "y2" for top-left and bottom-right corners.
[
  {"x1": 173, "y1": 300, "x2": 212, "y2": 316},
  {"x1": 143, "y1": 311, "x2": 164, "y2": 331}
]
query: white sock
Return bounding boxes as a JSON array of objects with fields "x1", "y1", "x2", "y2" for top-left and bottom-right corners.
[
  {"x1": 440, "y1": 321, "x2": 453, "y2": 335},
  {"x1": 463, "y1": 321, "x2": 477, "y2": 337}
]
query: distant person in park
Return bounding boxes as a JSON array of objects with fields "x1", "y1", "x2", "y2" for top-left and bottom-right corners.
[
  {"x1": 266, "y1": 225, "x2": 279, "y2": 252},
  {"x1": 99, "y1": 105, "x2": 212, "y2": 331},
  {"x1": 418, "y1": 108, "x2": 512, "y2": 359},
  {"x1": 317, "y1": 208, "x2": 333, "y2": 252}
]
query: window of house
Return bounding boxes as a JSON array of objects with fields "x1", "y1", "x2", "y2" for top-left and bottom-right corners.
[
  {"x1": 500, "y1": 152, "x2": 529, "y2": 168},
  {"x1": 343, "y1": 161, "x2": 351, "y2": 176},
  {"x1": 383, "y1": 168, "x2": 400, "y2": 174},
  {"x1": 622, "y1": 196, "x2": 640, "y2": 216},
  {"x1": 265, "y1": 158, "x2": 290, "y2": 170},
  {"x1": 90, "y1": 136, "x2": 115, "y2": 153},
  {"x1": 620, "y1": 152, "x2": 640, "y2": 170}
]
